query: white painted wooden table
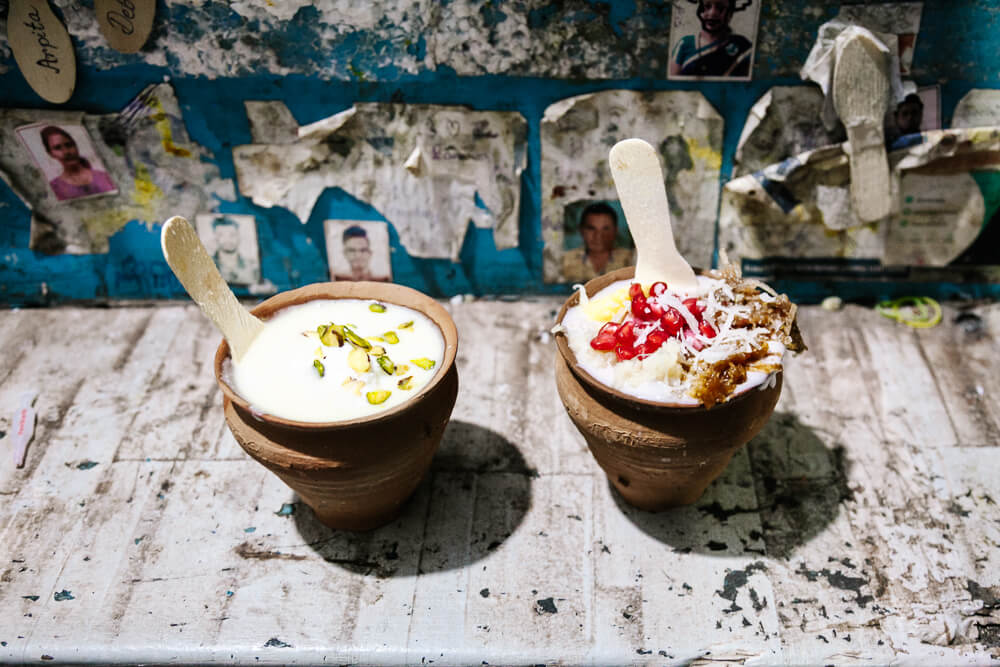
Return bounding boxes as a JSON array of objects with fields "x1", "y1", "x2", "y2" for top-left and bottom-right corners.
[{"x1": 1, "y1": 299, "x2": 999, "y2": 665}]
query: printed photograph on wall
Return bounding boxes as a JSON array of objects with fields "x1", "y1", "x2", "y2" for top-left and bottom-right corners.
[
  {"x1": 194, "y1": 213, "x2": 262, "y2": 285},
  {"x1": 16, "y1": 122, "x2": 118, "y2": 202},
  {"x1": 560, "y1": 200, "x2": 635, "y2": 284},
  {"x1": 667, "y1": 0, "x2": 762, "y2": 81},
  {"x1": 324, "y1": 220, "x2": 392, "y2": 282},
  {"x1": 887, "y1": 86, "x2": 940, "y2": 149}
]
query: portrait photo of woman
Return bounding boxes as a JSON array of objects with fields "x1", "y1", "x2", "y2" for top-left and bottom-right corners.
[{"x1": 17, "y1": 122, "x2": 118, "y2": 202}]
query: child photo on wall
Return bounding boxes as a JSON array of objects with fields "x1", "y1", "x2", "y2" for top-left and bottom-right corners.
[
  {"x1": 16, "y1": 122, "x2": 118, "y2": 202},
  {"x1": 560, "y1": 200, "x2": 635, "y2": 284},
  {"x1": 324, "y1": 220, "x2": 393, "y2": 282},
  {"x1": 194, "y1": 213, "x2": 262, "y2": 286},
  {"x1": 667, "y1": 0, "x2": 762, "y2": 81}
]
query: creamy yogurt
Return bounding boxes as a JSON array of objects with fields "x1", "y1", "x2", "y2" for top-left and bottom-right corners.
[{"x1": 228, "y1": 299, "x2": 445, "y2": 422}]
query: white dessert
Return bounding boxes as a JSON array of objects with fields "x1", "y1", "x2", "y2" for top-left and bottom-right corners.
[
  {"x1": 228, "y1": 299, "x2": 445, "y2": 422},
  {"x1": 558, "y1": 267, "x2": 798, "y2": 407}
]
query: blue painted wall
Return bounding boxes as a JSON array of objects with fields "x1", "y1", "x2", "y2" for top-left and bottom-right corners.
[{"x1": 1, "y1": 0, "x2": 999, "y2": 306}]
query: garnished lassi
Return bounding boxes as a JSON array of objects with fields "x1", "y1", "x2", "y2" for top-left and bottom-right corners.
[{"x1": 227, "y1": 299, "x2": 445, "y2": 422}]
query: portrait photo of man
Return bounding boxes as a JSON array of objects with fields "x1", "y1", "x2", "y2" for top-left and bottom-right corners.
[
  {"x1": 16, "y1": 122, "x2": 118, "y2": 202},
  {"x1": 324, "y1": 220, "x2": 392, "y2": 282},
  {"x1": 194, "y1": 214, "x2": 262, "y2": 286},
  {"x1": 560, "y1": 201, "x2": 635, "y2": 284},
  {"x1": 668, "y1": 0, "x2": 761, "y2": 81}
]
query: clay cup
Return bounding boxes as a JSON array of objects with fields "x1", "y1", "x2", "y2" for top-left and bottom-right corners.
[
  {"x1": 214, "y1": 282, "x2": 459, "y2": 531},
  {"x1": 554, "y1": 267, "x2": 781, "y2": 511}
]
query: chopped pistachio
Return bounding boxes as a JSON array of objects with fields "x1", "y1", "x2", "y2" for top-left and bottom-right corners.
[
  {"x1": 369, "y1": 302, "x2": 387, "y2": 313},
  {"x1": 312, "y1": 359, "x2": 325, "y2": 377},
  {"x1": 366, "y1": 390, "x2": 391, "y2": 405},
  {"x1": 342, "y1": 378, "x2": 365, "y2": 395},
  {"x1": 342, "y1": 326, "x2": 371, "y2": 349},
  {"x1": 411, "y1": 357, "x2": 436, "y2": 370},
  {"x1": 314, "y1": 346, "x2": 324, "y2": 356},
  {"x1": 398, "y1": 376, "x2": 414, "y2": 390},
  {"x1": 394, "y1": 364, "x2": 410, "y2": 376},
  {"x1": 382, "y1": 331, "x2": 399, "y2": 344},
  {"x1": 377, "y1": 355, "x2": 396, "y2": 375},
  {"x1": 348, "y1": 347, "x2": 371, "y2": 373},
  {"x1": 319, "y1": 324, "x2": 344, "y2": 347},
  {"x1": 370, "y1": 345, "x2": 386, "y2": 356},
  {"x1": 367, "y1": 336, "x2": 385, "y2": 344},
  {"x1": 398, "y1": 321, "x2": 414, "y2": 329}
]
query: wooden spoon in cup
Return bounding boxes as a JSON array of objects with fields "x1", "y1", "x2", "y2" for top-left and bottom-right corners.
[
  {"x1": 160, "y1": 215, "x2": 264, "y2": 362},
  {"x1": 609, "y1": 138, "x2": 699, "y2": 292}
]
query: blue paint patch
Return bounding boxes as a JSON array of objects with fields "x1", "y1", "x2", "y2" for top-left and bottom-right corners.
[
  {"x1": 134, "y1": 537, "x2": 144, "y2": 545},
  {"x1": 244, "y1": 526, "x2": 256, "y2": 533},
  {"x1": 75, "y1": 461, "x2": 99, "y2": 470},
  {"x1": 226, "y1": 590, "x2": 234, "y2": 597},
  {"x1": 53, "y1": 590, "x2": 74, "y2": 601},
  {"x1": 275, "y1": 503, "x2": 296, "y2": 516},
  {"x1": 21, "y1": 595, "x2": 39, "y2": 602}
]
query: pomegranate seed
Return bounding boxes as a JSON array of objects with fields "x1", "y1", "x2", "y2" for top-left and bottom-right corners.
[
  {"x1": 590, "y1": 333, "x2": 616, "y2": 351},
  {"x1": 647, "y1": 300, "x2": 665, "y2": 319},
  {"x1": 684, "y1": 328, "x2": 704, "y2": 351},
  {"x1": 682, "y1": 298, "x2": 704, "y2": 321},
  {"x1": 699, "y1": 320, "x2": 717, "y2": 338},
  {"x1": 597, "y1": 322, "x2": 620, "y2": 336},
  {"x1": 615, "y1": 321, "x2": 636, "y2": 345},
  {"x1": 646, "y1": 329, "x2": 669, "y2": 351},
  {"x1": 650, "y1": 282, "x2": 668, "y2": 297},
  {"x1": 616, "y1": 343, "x2": 637, "y2": 361},
  {"x1": 628, "y1": 283, "x2": 644, "y2": 300},
  {"x1": 660, "y1": 308, "x2": 684, "y2": 336}
]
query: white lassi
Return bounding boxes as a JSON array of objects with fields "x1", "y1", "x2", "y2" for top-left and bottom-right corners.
[{"x1": 228, "y1": 299, "x2": 445, "y2": 422}]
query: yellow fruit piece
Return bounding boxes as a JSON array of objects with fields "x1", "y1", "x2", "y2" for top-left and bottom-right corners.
[
  {"x1": 411, "y1": 358, "x2": 436, "y2": 370},
  {"x1": 348, "y1": 347, "x2": 370, "y2": 373},
  {"x1": 366, "y1": 390, "x2": 391, "y2": 404},
  {"x1": 582, "y1": 288, "x2": 630, "y2": 322}
]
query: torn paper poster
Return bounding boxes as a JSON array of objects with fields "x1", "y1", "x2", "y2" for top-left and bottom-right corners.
[
  {"x1": 735, "y1": 86, "x2": 846, "y2": 177},
  {"x1": 801, "y1": 3, "x2": 923, "y2": 131},
  {"x1": 244, "y1": 101, "x2": 300, "y2": 145},
  {"x1": 952, "y1": 90, "x2": 1000, "y2": 130},
  {"x1": 0, "y1": 84, "x2": 234, "y2": 255},
  {"x1": 718, "y1": 127, "x2": 1000, "y2": 274},
  {"x1": 233, "y1": 102, "x2": 526, "y2": 261},
  {"x1": 540, "y1": 90, "x2": 722, "y2": 283}
]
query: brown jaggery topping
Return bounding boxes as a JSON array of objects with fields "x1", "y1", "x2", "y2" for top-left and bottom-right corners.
[{"x1": 689, "y1": 347, "x2": 770, "y2": 408}]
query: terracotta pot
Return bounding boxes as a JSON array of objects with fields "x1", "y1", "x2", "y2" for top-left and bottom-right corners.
[
  {"x1": 214, "y1": 282, "x2": 459, "y2": 531},
  {"x1": 553, "y1": 266, "x2": 782, "y2": 511}
]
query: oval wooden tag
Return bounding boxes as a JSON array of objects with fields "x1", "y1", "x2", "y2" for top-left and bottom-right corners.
[
  {"x1": 96, "y1": 0, "x2": 155, "y2": 54},
  {"x1": 8, "y1": 0, "x2": 77, "y2": 104}
]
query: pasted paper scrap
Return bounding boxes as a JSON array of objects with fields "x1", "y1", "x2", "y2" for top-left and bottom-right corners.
[
  {"x1": 540, "y1": 90, "x2": 722, "y2": 283},
  {"x1": 952, "y1": 90, "x2": 1000, "y2": 133},
  {"x1": 719, "y1": 127, "x2": 1000, "y2": 270},
  {"x1": 233, "y1": 102, "x2": 526, "y2": 261},
  {"x1": 735, "y1": 86, "x2": 846, "y2": 177},
  {"x1": 801, "y1": 3, "x2": 923, "y2": 131},
  {"x1": 0, "y1": 83, "x2": 235, "y2": 254}
]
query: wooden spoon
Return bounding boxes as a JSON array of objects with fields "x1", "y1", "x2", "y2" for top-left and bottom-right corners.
[
  {"x1": 160, "y1": 216, "x2": 264, "y2": 362},
  {"x1": 609, "y1": 138, "x2": 699, "y2": 292}
]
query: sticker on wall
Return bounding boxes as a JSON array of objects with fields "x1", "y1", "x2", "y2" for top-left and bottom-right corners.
[
  {"x1": 735, "y1": 87, "x2": 846, "y2": 177},
  {"x1": 15, "y1": 122, "x2": 118, "y2": 202},
  {"x1": 194, "y1": 213, "x2": 262, "y2": 286},
  {"x1": 0, "y1": 83, "x2": 235, "y2": 255},
  {"x1": 324, "y1": 219, "x2": 392, "y2": 282},
  {"x1": 952, "y1": 90, "x2": 1000, "y2": 130},
  {"x1": 718, "y1": 127, "x2": 1000, "y2": 276},
  {"x1": 7, "y1": 0, "x2": 77, "y2": 104},
  {"x1": 667, "y1": 0, "x2": 761, "y2": 81},
  {"x1": 233, "y1": 103, "x2": 526, "y2": 262},
  {"x1": 95, "y1": 0, "x2": 156, "y2": 54},
  {"x1": 540, "y1": 90, "x2": 722, "y2": 283}
]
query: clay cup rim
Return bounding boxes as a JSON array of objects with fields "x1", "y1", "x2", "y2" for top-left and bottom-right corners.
[
  {"x1": 553, "y1": 266, "x2": 781, "y2": 413},
  {"x1": 214, "y1": 281, "x2": 459, "y2": 430}
]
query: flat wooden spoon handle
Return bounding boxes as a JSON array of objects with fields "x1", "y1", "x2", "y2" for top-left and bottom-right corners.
[
  {"x1": 609, "y1": 138, "x2": 699, "y2": 292},
  {"x1": 160, "y1": 216, "x2": 264, "y2": 361}
]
